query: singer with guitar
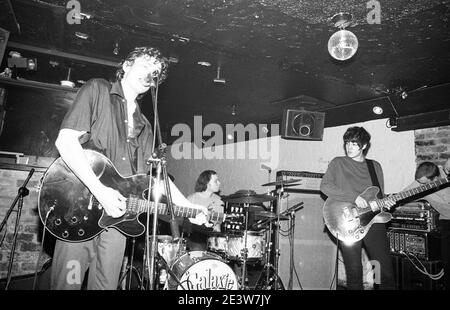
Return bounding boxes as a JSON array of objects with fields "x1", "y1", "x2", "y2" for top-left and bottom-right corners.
[
  {"x1": 49, "y1": 47, "x2": 208, "y2": 290},
  {"x1": 320, "y1": 126, "x2": 396, "y2": 290}
]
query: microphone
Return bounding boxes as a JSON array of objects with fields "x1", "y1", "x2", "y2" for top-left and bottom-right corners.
[{"x1": 144, "y1": 73, "x2": 157, "y2": 87}]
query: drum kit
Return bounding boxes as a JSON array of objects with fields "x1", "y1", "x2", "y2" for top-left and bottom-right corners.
[{"x1": 122, "y1": 178, "x2": 303, "y2": 290}]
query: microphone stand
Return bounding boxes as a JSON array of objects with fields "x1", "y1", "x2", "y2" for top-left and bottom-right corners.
[
  {"x1": 0, "y1": 168, "x2": 35, "y2": 290},
  {"x1": 144, "y1": 81, "x2": 181, "y2": 290}
]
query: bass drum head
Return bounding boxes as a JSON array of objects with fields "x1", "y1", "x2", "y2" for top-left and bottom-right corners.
[{"x1": 168, "y1": 251, "x2": 239, "y2": 290}]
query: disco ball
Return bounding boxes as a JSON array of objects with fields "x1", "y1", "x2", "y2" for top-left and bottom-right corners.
[{"x1": 327, "y1": 29, "x2": 358, "y2": 61}]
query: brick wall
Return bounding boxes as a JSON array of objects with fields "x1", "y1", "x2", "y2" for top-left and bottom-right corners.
[
  {"x1": 0, "y1": 156, "x2": 55, "y2": 279},
  {"x1": 414, "y1": 125, "x2": 450, "y2": 166}
]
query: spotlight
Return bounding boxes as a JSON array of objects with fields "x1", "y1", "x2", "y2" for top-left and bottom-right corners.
[
  {"x1": 372, "y1": 106, "x2": 383, "y2": 115},
  {"x1": 113, "y1": 39, "x2": 120, "y2": 56},
  {"x1": 231, "y1": 104, "x2": 237, "y2": 116}
]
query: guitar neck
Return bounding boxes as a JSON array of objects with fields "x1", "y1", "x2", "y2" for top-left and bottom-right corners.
[
  {"x1": 377, "y1": 177, "x2": 449, "y2": 208},
  {"x1": 129, "y1": 197, "x2": 224, "y2": 222}
]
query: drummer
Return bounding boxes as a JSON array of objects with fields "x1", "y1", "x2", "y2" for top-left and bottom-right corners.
[{"x1": 182, "y1": 170, "x2": 224, "y2": 251}]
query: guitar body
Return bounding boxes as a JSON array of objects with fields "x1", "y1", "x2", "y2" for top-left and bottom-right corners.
[
  {"x1": 323, "y1": 186, "x2": 392, "y2": 244},
  {"x1": 38, "y1": 150, "x2": 150, "y2": 242}
]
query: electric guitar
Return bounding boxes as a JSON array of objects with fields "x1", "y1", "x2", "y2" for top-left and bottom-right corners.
[
  {"x1": 323, "y1": 177, "x2": 450, "y2": 244},
  {"x1": 38, "y1": 150, "x2": 226, "y2": 242}
]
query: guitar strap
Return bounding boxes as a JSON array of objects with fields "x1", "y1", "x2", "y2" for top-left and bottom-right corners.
[{"x1": 366, "y1": 159, "x2": 383, "y2": 199}]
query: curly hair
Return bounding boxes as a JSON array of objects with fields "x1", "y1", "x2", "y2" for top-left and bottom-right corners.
[
  {"x1": 194, "y1": 170, "x2": 217, "y2": 192},
  {"x1": 343, "y1": 126, "x2": 371, "y2": 155},
  {"x1": 115, "y1": 47, "x2": 169, "y2": 84}
]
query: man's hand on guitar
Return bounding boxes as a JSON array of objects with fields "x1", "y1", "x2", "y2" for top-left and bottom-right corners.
[
  {"x1": 355, "y1": 196, "x2": 368, "y2": 209},
  {"x1": 188, "y1": 204, "x2": 212, "y2": 227},
  {"x1": 92, "y1": 185, "x2": 127, "y2": 218}
]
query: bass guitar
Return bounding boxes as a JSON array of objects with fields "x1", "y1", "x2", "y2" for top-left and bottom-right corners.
[
  {"x1": 323, "y1": 176, "x2": 449, "y2": 244},
  {"x1": 38, "y1": 150, "x2": 226, "y2": 242}
]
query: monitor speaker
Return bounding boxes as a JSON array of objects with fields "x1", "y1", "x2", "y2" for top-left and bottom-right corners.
[{"x1": 281, "y1": 109, "x2": 325, "y2": 141}]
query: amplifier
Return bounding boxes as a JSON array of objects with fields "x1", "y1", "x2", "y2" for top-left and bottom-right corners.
[
  {"x1": 388, "y1": 200, "x2": 439, "y2": 232},
  {"x1": 221, "y1": 203, "x2": 246, "y2": 233},
  {"x1": 276, "y1": 170, "x2": 323, "y2": 192},
  {"x1": 387, "y1": 229, "x2": 441, "y2": 261}
]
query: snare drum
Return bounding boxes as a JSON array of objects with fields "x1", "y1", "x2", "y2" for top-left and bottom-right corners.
[
  {"x1": 226, "y1": 231, "x2": 265, "y2": 262},
  {"x1": 168, "y1": 251, "x2": 239, "y2": 290},
  {"x1": 207, "y1": 234, "x2": 228, "y2": 255}
]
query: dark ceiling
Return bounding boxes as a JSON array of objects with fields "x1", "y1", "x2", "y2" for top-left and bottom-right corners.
[{"x1": 1, "y1": 0, "x2": 450, "y2": 145}]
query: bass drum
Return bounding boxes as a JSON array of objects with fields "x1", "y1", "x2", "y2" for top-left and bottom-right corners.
[{"x1": 168, "y1": 251, "x2": 239, "y2": 290}]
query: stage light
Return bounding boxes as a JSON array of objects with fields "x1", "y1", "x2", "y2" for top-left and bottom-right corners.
[{"x1": 372, "y1": 106, "x2": 383, "y2": 115}]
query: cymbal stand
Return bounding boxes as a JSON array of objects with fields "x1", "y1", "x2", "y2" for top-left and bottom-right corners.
[
  {"x1": 240, "y1": 203, "x2": 250, "y2": 290},
  {"x1": 272, "y1": 183, "x2": 285, "y2": 290},
  {"x1": 264, "y1": 200, "x2": 275, "y2": 286},
  {"x1": 118, "y1": 237, "x2": 142, "y2": 290}
]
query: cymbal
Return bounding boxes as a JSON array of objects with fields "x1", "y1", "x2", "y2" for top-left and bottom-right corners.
[
  {"x1": 254, "y1": 210, "x2": 289, "y2": 220},
  {"x1": 261, "y1": 179, "x2": 302, "y2": 187},
  {"x1": 222, "y1": 190, "x2": 276, "y2": 204}
]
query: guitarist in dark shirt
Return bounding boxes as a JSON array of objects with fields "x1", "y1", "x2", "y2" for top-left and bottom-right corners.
[
  {"x1": 321, "y1": 126, "x2": 396, "y2": 290},
  {"x1": 50, "y1": 47, "x2": 208, "y2": 290}
]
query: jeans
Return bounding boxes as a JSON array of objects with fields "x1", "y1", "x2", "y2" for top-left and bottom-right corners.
[
  {"x1": 51, "y1": 228, "x2": 126, "y2": 290},
  {"x1": 339, "y1": 223, "x2": 395, "y2": 290}
]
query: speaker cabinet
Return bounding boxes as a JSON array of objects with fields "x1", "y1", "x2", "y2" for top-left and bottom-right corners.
[
  {"x1": 281, "y1": 109, "x2": 325, "y2": 141},
  {"x1": 401, "y1": 258, "x2": 445, "y2": 290}
]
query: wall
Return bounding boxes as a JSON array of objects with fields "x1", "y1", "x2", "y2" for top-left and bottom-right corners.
[
  {"x1": 0, "y1": 157, "x2": 54, "y2": 279},
  {"x1": 414, "y1": 125, "x2": 450, "y2": 166},
  {"x1": 167, "y1": 118, "x2": 417, "y2": 289}
]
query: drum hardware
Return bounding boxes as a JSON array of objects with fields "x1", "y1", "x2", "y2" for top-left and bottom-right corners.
[
  {"x1": 254, "y1": 210, "x2": 290, "y2": 220},
  {"x1": 153, "y1": 251, "x2": 184, "y2": 289},
  {"x1": 118, "y1": 237, "x2": 142, "y2": 290},
  {"x1": 222, "y1": 190, "x2": 276, "y2": 205},
  {"x1": 240, "y1": 203, "x2": 251, "y2": 290},
  {"x1": 131, "y1": 235, "x2": 187, "y2": 290},
  {"x1": 284, "y1": 202, "x2": 304, "y2": 290},
  {"x1": 261, "y1": 179, "x2": 302, "y2": 187},
  {"x1": 259, "y1": 181, "x2": 305, "y2": 290}
]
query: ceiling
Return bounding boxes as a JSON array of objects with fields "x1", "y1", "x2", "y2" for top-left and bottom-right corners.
[{"x1": 1, "y1": 0, "x2": 450, "y2": 145}]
